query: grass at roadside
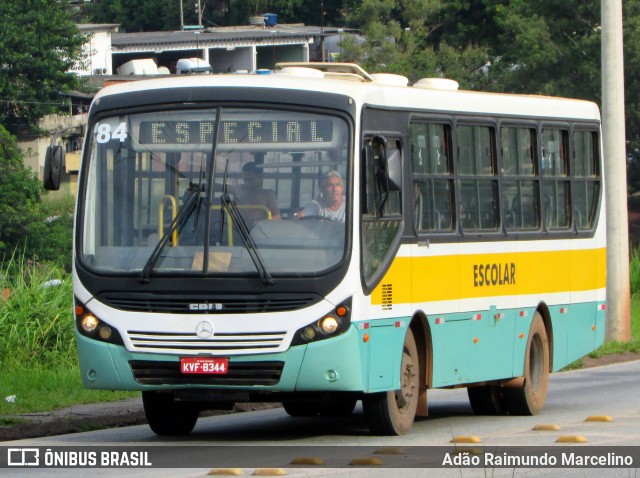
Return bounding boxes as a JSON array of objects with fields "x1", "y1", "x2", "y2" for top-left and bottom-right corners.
[
  {"x1": 584, "y1": 294, "x2": 640, "y2": 357},
  {"x1": 0, "y1": 254, "x2": 137, "y2": 417},
  {"x1": 0, "y1": 366, "x2": 136, "y2": 416}
]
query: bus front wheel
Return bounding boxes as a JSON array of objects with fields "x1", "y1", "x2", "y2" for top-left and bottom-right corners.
[
  {"x1": 467, "y1": 385, "x2": 505, "y2": 415},
  {"x1": 363, "y1": 328, "x2": 419, "y2": 435},
  {"x1": 142, "y1": 391, "x2": 199, "y2": 435},
  {"x1": 503, "y1": 313, "x2": 550, "y2": 415}
]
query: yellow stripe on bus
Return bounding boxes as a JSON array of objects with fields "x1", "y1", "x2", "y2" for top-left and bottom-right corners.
[{"x1": 371, "y1": 247, "x2": 606, "y2": 305}]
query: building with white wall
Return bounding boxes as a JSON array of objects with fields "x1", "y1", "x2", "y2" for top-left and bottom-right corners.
[
  {"x1": 71, "y1": 24, "x2": 120, "y2": 76},
  {"x1": 110, "y1": 24, "x2": 326, "y2": 74}
]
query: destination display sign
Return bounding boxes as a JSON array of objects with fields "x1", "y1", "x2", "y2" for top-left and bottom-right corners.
[{"x1": 138, "y1": 119, "x2": 333, "y2": 145}]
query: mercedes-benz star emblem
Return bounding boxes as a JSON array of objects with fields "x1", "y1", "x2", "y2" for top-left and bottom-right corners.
[{"x1": 195, "y1": 321, "x2": 214, "y2": 339}]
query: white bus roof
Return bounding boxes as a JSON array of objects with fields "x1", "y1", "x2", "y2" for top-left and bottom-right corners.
[{"x1": 94, "y1": 64, "x2": 600, "y2": 122}]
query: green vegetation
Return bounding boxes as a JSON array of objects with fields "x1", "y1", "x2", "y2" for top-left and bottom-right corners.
[
  {"x1": 0, "y1": 367, "x2": 134, "y2": 416},
  {"x1": 0, "y1": 126, "x2": 74, "y2": 271},
  {"x1": 0, "y1": 254, "x2": 135, "y2": 416},
  {"x1": 0, "y1": 0, "x2": 85, "y2": 130},
  {"x1": 0, "y1": 125, "x2": 42, "y2": 260},
  {"x1": 585, "y1": 296, "x2": 640, "y2": 355},
  {"x1": 630, "y1": 248, "x2": 640, "y2": 296},
  {"x1": 0, "y1": 255, "x2": 74, "y2": 367}
]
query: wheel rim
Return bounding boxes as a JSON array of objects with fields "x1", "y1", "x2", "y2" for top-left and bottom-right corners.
[{"x1": 395, "y1": 350, "x2": 417, "y2": 410}]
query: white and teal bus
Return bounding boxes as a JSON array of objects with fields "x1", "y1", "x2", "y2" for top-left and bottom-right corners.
[{"x1": 45, "y1": 63, "x2": 606, "y2": 436}]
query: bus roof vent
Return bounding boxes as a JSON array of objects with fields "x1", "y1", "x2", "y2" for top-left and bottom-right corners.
[
  {"x1": 413, "y1": 78, "x2": 459, "y2": 90},
  {"x1": 370, "y1": 73, "x2": 409, "y2": 87},
  {"x1": 275, "y1": 62, "x2": 373, "y2": 82},
  {"x1": 275, "y1": 66, "x2": 325, "y2": 79}
]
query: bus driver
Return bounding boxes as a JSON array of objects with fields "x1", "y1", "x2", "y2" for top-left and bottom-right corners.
[{"x1": 296, "y1": 170, "x2": 345, "y2": 222}]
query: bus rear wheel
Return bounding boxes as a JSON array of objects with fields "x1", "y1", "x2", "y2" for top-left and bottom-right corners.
[
  {"x1": 363, "y1": 328, "x2": 419, "y2": 435},
  {"x1": 142, "y1": 391, "x2": 199, "y2": 435},
  {"x1": 503, "y1": 313, "x2": 550, "y2": 415}
]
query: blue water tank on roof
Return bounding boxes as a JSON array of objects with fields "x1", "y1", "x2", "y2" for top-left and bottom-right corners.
[{"x1": 262, "y1": 13, "x2": 278, "y2": 26}]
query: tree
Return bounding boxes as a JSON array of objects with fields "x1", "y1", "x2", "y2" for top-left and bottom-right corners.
[
  {"x1": 89, "y1": 0, "x2": 344, "y2": 31},
  {"x1": 0, "y1": 126, "x2": 42, "y2": 260},
  {"x1": 340, "y1": 0, "x2": 491, "y2": 84},
  {"x1": 485, "y1": 0, "x2": 601, "y2": 100},
  {"x1": 0, "y1": 125, "x2": 73, "y2": 269},
  {"x1": 0, "y1": 0, "x2": 86, "y2": 131},
  {"x1": 622, "y1": 1, "x2": 640, "y2": 192},
  {"x1": 90, "y1": 0, "x2": 182, "y2": 32}
]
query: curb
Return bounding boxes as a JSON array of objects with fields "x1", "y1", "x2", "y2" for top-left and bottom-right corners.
[{"x1": 0, "y1": 399, "x2": 282, "y2": 442}]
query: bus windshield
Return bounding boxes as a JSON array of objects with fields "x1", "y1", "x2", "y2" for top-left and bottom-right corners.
[{"x1": 79, "y1": 107, "x2": 350, "y2": 278}]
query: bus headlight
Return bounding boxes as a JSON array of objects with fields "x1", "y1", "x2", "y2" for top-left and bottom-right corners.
[
  {"x1": 291, "y1": 298, "x2": 352, "y2": 346},
  {"x1": 75, "y1": 297, "x2": 124, "y2": 346},
  {"x1": 320, "y1": 316, "x2": 340, "y2": 334},
  {"x1": 81, "y1": 315, "x2": 99, "y2": 333}
]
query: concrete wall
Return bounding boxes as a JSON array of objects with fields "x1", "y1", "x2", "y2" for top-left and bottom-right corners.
[
  {"x1": 209, "y1": 47, "x2": 254, "y2": 73},
  {"x1": 73, "y1": 27, "x2": 116, "y2": 76}
]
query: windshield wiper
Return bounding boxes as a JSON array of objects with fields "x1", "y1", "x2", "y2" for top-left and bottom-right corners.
[
  {"x1": 220, "y1": 160, "x2": 274, "y2": 285},
  {"x1": 139, "y1": 185, "x2": 202, "y2": 283}
]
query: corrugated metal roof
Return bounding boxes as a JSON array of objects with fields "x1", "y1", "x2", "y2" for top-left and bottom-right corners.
[{"x1": 111, "y1": 26, "x2": 329, "y2": 51}]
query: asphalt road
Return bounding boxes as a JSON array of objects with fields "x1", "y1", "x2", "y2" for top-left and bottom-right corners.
[
  {"x1": 0, "y1": 361, "x2": 640, "y2": 477},
  {"x1": 2, "y1": 360, "x2": 640, "y2": 477}
]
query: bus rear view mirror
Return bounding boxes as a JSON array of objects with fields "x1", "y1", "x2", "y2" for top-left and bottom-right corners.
[
  {"x1": 372, "y1": 136, "x2": 402, "y2": 193},
  {"x1": 44, "y1": 145, "x2": 64, "y2": 190}
]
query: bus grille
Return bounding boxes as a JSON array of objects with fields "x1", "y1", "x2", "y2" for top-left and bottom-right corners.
[
  {"x1": 129, "y1": 360, "x2": 284, "y2": 386},
  {"x1": 99, "y1": 292, "x2": 321, "y2": 314},
  {"x1": 126, "y1": 330, "x2": 287, "y2": 353}
]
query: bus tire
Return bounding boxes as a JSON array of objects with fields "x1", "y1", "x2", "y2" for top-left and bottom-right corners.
[
  {"x1": 363, "y1": 328, "x2": 419, "y2": 435},
  {"x1": 503, "y1": 313, "x2": 550, "y2": 415},
  {"x1": 142, "y1": 391, "x2": 199, "y2": 435},
  {"x1": 467, "y1": 385, "x2": 505, "y2": 415}
]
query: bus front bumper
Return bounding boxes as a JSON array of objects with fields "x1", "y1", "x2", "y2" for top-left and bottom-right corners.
[{"x1": 75, "y1": 325, "x2": 367, "y2": 393}]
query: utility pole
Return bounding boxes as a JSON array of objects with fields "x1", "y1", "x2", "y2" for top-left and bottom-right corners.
[
  {"x1": 197, "y1": 0, "x2": 202, "y2": 28},
  {"x1": 180, "y1": 0, "x2": 184, "y2": 30},
  {"x1": 602, "y1": 0, "x2": 631, "y2": 341}
]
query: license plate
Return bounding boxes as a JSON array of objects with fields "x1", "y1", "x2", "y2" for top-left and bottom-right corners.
[{"x1": 180, "y1": 357, "x2": 229, "y2": 374}]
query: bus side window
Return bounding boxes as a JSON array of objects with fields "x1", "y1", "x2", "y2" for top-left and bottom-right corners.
[
  {"x1": 541, "y1": 129, "x2": 570, "y2": 230},
  {"x1": 501, "y1": 126, "x2": 539, "y2": 231},
  {"x1": 571, "y1": 130, "x2": 600, "y2": 230},
  {"x1": 456, "y1": 124, "x2": 499, "y2": 232},
  {"x1": 410, "y1": 122, "x2": 454, "y2": 233}
]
